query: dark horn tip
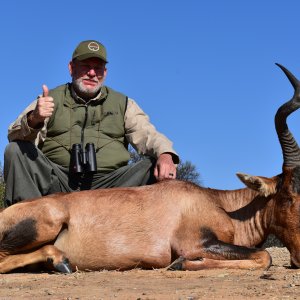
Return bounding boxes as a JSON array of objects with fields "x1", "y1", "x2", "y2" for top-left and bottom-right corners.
[
  {"x1": 275, "y1": 63, "x2": 286, "y2": 71},
  {"x1": 275, "y1": 63, "x2": 299, "y2": 89}
]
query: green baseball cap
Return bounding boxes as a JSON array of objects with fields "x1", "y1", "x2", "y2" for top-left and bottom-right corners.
[{"x1": 72, "y1": 40, "x2": 108, "y2": 63}]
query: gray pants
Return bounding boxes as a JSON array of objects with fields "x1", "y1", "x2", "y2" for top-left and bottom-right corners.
[{"x1": 4, "y1": 141, "x2": 156, "y2": 206}]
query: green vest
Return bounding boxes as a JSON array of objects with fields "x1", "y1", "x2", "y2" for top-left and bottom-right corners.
[{"x1": 40, "y1": 84, "x2": 130, "y2": 172}]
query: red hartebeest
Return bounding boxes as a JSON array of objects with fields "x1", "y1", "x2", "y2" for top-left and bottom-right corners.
[{"x1": 0, "y1": 64, "x2": 300, "y2": 273}]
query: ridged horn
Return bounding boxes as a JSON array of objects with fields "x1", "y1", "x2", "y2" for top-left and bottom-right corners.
[{"x1": 275, "y1": 63, "x2": 300, "y2": 167}]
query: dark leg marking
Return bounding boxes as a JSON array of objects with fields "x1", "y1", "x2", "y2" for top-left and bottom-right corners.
[
  {"x1": 0, "y1": 218, "x2": 38, "y2": 251},
  {"x1": 200, "y1": 227, "x2": 262, "y2": 260}
]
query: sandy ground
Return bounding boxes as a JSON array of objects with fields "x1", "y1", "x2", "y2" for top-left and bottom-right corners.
[{"x1": 0, "y1": 247, "x2": 299, "y2": 300}]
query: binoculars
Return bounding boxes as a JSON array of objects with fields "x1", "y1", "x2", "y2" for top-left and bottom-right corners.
[{"x1": 70, "y1": 143, "x2": 97, "y2": 174}]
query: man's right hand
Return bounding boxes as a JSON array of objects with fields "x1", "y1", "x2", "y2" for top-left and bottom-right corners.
[{"x1": 28, "y1": 85, "x2": 54, "y2": 128}]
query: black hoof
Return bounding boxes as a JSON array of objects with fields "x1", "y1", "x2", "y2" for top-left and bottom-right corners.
[
  {"x1": 54, "y1": 258, "x2": 72, "y2": 274},
  {"x1": 166, "y1": 256, "x2": 186, "y2": 271}
]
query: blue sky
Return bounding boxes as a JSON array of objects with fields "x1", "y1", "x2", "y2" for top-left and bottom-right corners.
[{"x1": 1, "y1": 0, "x2": 300, "y2": 190}]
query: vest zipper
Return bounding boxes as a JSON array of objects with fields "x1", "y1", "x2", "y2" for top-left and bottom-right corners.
[{"x1": 81, "y1": 104, "x2": 88, "y2": 146}]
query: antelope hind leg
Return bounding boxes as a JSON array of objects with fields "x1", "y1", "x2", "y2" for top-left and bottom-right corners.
[{"x1": 0, "y1": 245, "x2": 72, "y2": 273}]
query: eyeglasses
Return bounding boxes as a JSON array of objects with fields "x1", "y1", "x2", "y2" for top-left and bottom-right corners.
[{"x1": 75, "y1": 62, "x2": 105, "y2": 74}]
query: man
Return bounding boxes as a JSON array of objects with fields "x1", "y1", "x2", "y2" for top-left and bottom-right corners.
[{"x1": 4, "y1": 40, "x2": 179, "y2": 206}]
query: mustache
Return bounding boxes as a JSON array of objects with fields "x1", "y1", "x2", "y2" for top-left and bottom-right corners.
[{"x1": 81, "y1": 77, "x2": 99, "y2": 83}]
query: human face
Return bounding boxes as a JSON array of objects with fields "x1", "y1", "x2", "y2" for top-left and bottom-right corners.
[{"x1": 69, "y1": 57, "x2": 107, "y2": 99}]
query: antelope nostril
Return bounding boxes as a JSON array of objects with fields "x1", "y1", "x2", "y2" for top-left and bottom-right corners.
[{"x1": 290, "y1": 258, "x2": 300, "y2": 269}]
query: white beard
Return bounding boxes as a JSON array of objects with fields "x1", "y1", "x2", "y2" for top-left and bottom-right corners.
[{"x1": 72, "y1": 77, "x2": 102, "y2": 99}]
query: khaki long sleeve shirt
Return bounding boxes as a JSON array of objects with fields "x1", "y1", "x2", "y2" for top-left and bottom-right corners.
[{"x1": 8, "y1": 94, "x2": 179, "y2": 163}]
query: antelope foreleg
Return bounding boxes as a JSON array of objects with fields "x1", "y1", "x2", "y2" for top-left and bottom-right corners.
[
  {"x1": 168, "y1": 250, "x2": 271, "y2": 271},
  {"x1": 170, "y1": 226, "x2": 272, "y2": 270},
  {"x1": 169, "y1": 241, "x2": 272, "y2": 271}
]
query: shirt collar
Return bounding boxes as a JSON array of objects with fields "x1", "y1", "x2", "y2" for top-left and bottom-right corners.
[{"x1": 70, "y1": 84, "x2": 107, "y2": 104}]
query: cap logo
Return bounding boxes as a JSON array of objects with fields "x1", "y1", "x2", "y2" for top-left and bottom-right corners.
[{"x1": 88, "y1": 42, "x2": 100, "y2": 52}]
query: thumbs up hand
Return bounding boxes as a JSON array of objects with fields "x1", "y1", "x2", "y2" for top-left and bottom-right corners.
[
  {"x1": 42, "y1": 84, "x2": 49, "y2": 97},
  {"x1": 28, "y1": 85, "x2": 54, "y2": 128}
]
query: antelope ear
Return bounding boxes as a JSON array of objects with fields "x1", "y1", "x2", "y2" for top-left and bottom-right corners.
[{"x1": 236, "y1": 172, "x2": 278, "y2": 197}]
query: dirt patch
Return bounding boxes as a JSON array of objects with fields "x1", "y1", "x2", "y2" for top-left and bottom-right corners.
[{"x1": 0, "y1": 247, "x2": 299, "y2": 299}]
